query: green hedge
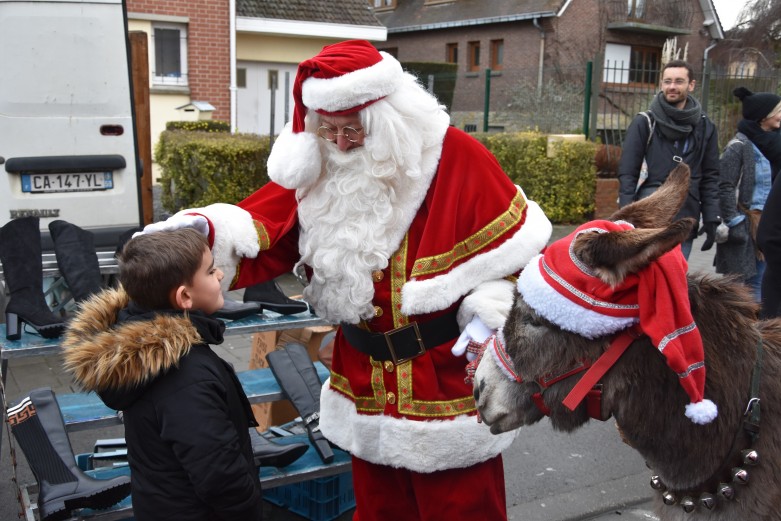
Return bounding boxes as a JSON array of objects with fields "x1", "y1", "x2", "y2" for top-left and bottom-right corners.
[
  {"x1": 481, "y1": 132, "x2": 597, "y2": 223},
  {"x1": 155, "y1": 130, "x2": 270, "y2": 212},
  {"x1": 166, "y1": 120, "x2": 231, "y2": 132},
  {"x1": 156, "y1": 129, "x2": 595, "y2": 223}
]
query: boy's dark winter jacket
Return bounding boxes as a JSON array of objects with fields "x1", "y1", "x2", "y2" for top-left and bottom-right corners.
[{"x1": 63, "y1": 288, "x2": 262, "y2": 521}]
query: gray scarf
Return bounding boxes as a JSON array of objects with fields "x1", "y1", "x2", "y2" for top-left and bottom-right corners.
[{"x1": 649, "y1": 91, "x2": 702, "y2": 142}]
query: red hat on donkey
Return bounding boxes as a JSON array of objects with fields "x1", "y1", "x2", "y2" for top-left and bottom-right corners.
[{"x1": 517, "y1": 219, "x2": 718, "y2": 425}]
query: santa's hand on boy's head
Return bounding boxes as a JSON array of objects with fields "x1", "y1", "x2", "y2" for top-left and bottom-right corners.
[{"x1": 134, "y1": 213, "x2": 209, "y2": 238}]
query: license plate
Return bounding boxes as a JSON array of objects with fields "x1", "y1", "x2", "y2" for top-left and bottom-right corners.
[{"x1": 21, "y1": 172, "x2": 113, "y2": 193}]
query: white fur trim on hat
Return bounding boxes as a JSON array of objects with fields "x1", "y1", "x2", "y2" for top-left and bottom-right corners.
[
  {"x1": 267, "y1": 122, "x2": 322, "y2": 190},
  {"x1": 401, "y1": 198, "x2": 551, "y2": 316},
  {"x1": 319, "y1": 380, "x2": 517, "y2": 472},
  {"x1": 302, "y1": 52, "x2": 404, "y2": 114},
  {"x1": 517, "y1": 255, "x2": 637, "y2": 339}
]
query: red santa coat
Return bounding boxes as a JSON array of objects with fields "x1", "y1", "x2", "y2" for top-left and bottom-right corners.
[{"x1": 191, "y1": 127, "x2": 551, "y2": 472}]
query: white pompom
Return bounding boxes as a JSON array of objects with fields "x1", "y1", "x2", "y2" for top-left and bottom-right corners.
[
  {"x1": 267, "y1": 125, "x2": 322, "y2": 190},
  {"x1": 685, "y1": 399, "x2": 718, "y2": 424}
]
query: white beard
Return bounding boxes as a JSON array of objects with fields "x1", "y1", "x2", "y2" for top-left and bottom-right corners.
[{"x1": 296, "y1": 144, "x2": 405, "y2": 324}]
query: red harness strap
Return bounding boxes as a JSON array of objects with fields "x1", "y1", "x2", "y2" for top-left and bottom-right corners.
[{"x1": 561, "y1": 326, "x2": 642, "y2": 412}]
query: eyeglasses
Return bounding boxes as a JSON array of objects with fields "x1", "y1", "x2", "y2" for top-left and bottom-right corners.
[
  {"x1": 316, "y1": 126, "x2": 365, "y2": 143},
  {"x1": 662, "y1": 79, "x2": 689, "y2": 87}
]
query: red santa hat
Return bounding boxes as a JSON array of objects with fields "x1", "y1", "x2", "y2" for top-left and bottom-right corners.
[
  {"x1": 267, "y1": 40, "x2": 404, "y2": 189},
  {"x1": 517, "y1": 220, "x2": 718, "y2": 425}
]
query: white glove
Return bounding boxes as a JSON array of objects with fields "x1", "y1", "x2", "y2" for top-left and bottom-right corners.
[
  {"x1": 452, "y1": 316, "x2": 494, "y2": 361},
  {"x1": 133, "y1": 213, "x2": 210, "y2": 239}
]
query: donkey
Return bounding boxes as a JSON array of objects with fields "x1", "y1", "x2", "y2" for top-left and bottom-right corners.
[{"x1": 472, "y1": 164, "x2": 781, "y2": 520}]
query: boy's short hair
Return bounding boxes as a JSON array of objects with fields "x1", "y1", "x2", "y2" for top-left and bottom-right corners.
[{"x1": 118, "y1": 228, "x2": 210, "y2": 310}]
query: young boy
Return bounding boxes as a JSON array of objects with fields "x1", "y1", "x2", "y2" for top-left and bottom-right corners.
[{"x1": 63, "y1": 228, "x2": 263, "y2": 521}]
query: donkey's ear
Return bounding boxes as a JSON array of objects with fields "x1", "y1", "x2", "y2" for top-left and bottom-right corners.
[
  {"x1": 609, "y1": 163, "x2": 690, "y2": 228},
  {"x1": 573, "y1": 218, "x2": 696, "y2": 286}
]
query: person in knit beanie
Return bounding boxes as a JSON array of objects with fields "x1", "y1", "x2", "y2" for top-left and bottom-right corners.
[
  {"x1": 716, "y1": 87, "x2": 781, "y2": 304},
  {"x1": 134, "y1": 40, "x2": 553, "y2": 520}
]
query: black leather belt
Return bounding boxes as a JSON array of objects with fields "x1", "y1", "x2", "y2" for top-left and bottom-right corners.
[{"x1": 341, "y1": 311, "x2": 461, "y2": 365}]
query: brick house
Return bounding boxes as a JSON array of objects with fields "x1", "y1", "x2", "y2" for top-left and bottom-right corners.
[
  {"x1": 124, "y1": 0, "x2": 384, "y2": 178},
  {"x1": 372, "y1": 0, "x2": 725, "y2": 132}
]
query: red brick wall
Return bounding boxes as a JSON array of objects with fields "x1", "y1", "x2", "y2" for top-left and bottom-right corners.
[{"x1": 127, "y1": 0, "x2": 231, "y2": 121}]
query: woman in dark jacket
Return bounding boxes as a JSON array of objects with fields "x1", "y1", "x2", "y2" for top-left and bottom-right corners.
[
  {"x1": 715, "y1": 88, "x2": 781, "y2": 301},
  {"x1": 63, "y1": 229, "x2": 263, "y2": 521}
]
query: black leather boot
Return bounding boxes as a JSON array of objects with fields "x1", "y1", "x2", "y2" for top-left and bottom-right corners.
[
  {"x1": 267, "y1": 343, "x2": 334, "y2": 463},
  {"x1": 49, "y1": 220, "x2": 103, "y2": 304},
  {"x1": 0, "y1": 217, "x2": 65, "y2": 340},
  {"x1": 248, "y1": 428, "x2": 308, "y2": 468},
  {"x1": 210, "y1": 298, "x2": 262, "y2": 321},
  {"x1": 7, "y1": 388, "x2": 131, "y2": 521},
  {"x1": 243, "y1": 280, "x2": 309, "y2": 315}
]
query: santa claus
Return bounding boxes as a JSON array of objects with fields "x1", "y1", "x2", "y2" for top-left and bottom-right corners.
[{"x1": 144, "y1": 40, "x2": 551, "y2": 519}]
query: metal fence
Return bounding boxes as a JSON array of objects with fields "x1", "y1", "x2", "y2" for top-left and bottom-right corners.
[{"x1": 421, "y1": 62, "x2": 781, "y2": 155}]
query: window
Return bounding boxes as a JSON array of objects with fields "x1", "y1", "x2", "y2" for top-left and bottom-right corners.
[
  {"x1": 629, "y1": 46, "x2": 659, "y2": 84},
  {"x1": 446, "y1": 43, "x2": 458, "y2": 64},
  {"x1": 237, "y1": 68, "x2": 247, "y2": 89},
  {"x1": 152, "y1": 23, "x2": 188, "y2": 86},
  {"x1": 490, "y1": 39, "x2": 504, "y2": 71},
  {"x1": 627, "y1": 0, "x2": 646, "y2": 18},
  {"x1": 603, "y1": 43, "x2": 659, "y2": 85},
  {"x1": 468, "y1": 41, "x2": 480, "y2": 72},
  {"x1": 370, "y1": 0, "x2": 395, "y2": 8}
]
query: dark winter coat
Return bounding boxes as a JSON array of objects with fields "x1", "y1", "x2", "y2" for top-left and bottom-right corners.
[
  {"x1": 62, "y1": 289, "x2": 262, "y2": 521},
  {"x1": 618, "y1": 111, "x2": 721, "y2": 231},
  {"x1": 714, "y1": 133, "x2": 760, "y2": 278}
]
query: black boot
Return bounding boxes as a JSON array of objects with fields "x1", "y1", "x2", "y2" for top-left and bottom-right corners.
[
  {"x1": 210, "y1": 298, "x2": 262, "y2": 321},
  {"x1": 267, "y1": 343, "x2": 334, "y2": 463},
  {"x1": 7, "y1": 388, "x2": 131, "y2": 521},
  {"x1": 0, "y1": 217, "x2": 65, "y2": 340},
  {"x1": 49, "y1": 220, "x2": 103, "y2": 303},
  {"x1": 248, "y1": 428, "x2": 308, "y2": 468},
  {"x1": 243, "y1": 280, "x2": 309, "y2": 315}
]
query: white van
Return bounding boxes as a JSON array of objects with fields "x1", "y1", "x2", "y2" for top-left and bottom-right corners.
[{"x1": 0, "y1": 0, "x2": 142, "y2": 249}]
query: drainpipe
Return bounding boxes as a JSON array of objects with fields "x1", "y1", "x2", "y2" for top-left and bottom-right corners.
[
  {"x1": 701, "y1": 40, "x2": 717, "y2": 113},
  {"x1": 533, "y1": 17, "x2": 545, "y2": 98},
  {"x1": 229, "y1": 0, "x2": 237, "y2": 133}
]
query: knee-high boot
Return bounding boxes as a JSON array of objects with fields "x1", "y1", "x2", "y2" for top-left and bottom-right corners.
[
  {"x1": 7, "y1": 388, "x2": 131, "y2": 521},
  {"x1": 0, "y1": 217, "x2": 65, "y2": 340},
  {"x1": 48, "y1": 220, "x2": 103, "y2": 304}
]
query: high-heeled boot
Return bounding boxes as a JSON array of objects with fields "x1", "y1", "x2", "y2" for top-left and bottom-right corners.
[
  {"x1": 49, "y1": 220, "x2": 103, "y2": 304},
  {"x1": 0, "y1": 217, "x2": 65, "y2": 340},
  {"x1": 7, "y1": 388, "x2": 131, "y2": 521}
]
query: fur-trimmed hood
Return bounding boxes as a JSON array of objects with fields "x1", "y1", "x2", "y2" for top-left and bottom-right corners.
[{"x1": 63, "y1": 287, "x2": 204, "y2": 410}]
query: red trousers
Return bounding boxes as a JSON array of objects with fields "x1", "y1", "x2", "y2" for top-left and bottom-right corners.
[{"x1": 351, "y1": 455, "x2": 507, "y2": 521}]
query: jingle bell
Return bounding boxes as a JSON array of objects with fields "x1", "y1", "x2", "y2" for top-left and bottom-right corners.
[
  {"x1": 662, "y1": 490, "x2": 676, "y2": 505},
  {"x1": 680, "y1": 496, "x2": 695, "y2": 513},
  {"x1": 732, "y1": 467, "x2": 749, "y2": 485},
  {"x1": 650, "y1": 476, "x2": 664, "y2": 490},
  {"x1": 699, "y1": 493, "x2": 715, "y2": 510},
  {"x1": 741, "y1": 449, "x2": 759, "y2": 466},
  {"x1": 718, "y1": 482, "x2": 735, "y2": 500}
]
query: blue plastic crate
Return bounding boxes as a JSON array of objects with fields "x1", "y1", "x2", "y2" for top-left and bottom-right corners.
[{"x1": 264, "y1": 472, "x2": 355, "y2": 521}]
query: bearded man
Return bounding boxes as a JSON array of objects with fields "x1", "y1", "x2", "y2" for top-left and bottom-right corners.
[{"x1": 142, "y1": 40, "x2": 551, "y2": 520}]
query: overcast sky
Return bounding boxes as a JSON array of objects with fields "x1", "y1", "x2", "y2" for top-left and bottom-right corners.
[{"x1": 712, "y1": 0, "x2": 742, "y2": 30}]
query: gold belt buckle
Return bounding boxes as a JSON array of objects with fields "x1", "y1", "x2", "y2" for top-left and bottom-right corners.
[{"x1": 384, "y1": 322, "x2": 426, "y2": 365}]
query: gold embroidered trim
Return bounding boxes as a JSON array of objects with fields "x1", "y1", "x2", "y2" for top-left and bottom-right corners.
[
  {"x1": 396, "y1": 361, "x2": 477, "y2": 417},
  {"x1": 390, "y1": 235, "x2": 409, "y2": 328},
  {"x1": 254, "y1": 220, "x2": 270, "y2": 252},
  {"x1": 410, "y1": 192, "x2": 526, "y2": 278},
  {"x1": 330, "y1": 364, "x2": 386, "y2": 413}
]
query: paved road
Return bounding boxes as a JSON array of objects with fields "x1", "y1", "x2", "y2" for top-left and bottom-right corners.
[{"x1": 0, "y1": 226, "x2": 716, "y2": 521}]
